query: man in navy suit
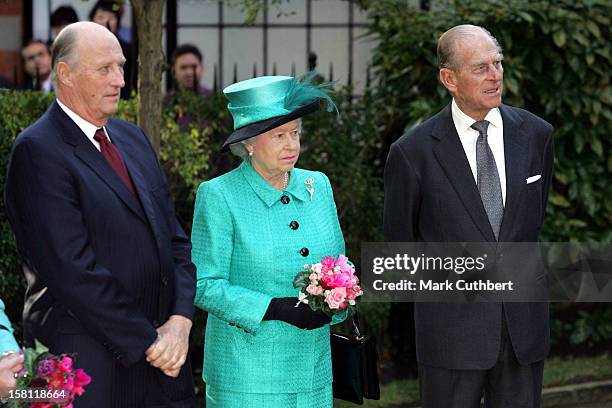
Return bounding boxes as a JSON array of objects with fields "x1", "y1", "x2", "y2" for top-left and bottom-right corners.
[
  {"x1": 5, "y1": 22, "x2": 196, "y2": 407},
  {"x1": 384, "y1": 25, "x2": 554, "y2": 407}
]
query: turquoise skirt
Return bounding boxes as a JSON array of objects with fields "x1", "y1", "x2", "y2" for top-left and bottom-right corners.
[{"x1": 205, "y1": 384, "x2": 333, "y2": 408}]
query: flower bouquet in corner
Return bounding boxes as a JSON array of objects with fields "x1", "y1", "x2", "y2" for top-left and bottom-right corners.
[
  {"x1": 293, "y1": 255, "x2": 363, "y2": 316},
  {"x1": 5, "y1": 341, "x2": 91, "y2": 408}
]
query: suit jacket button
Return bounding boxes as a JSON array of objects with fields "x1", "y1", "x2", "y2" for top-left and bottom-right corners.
[
  {"x1": 280, "y1": 195, "x2": 290, "y2": 204},
  {"x1": 300, "y1": 247, "x2": 309, "y2": 257},
  {"x1": 161, "y1": 276, "x2": 168, "y2": 286},
  {"x1": 289, "y1": 221, "x2": 299, "y2": 230},
  {"x1": 153, "y1": 320, "x2": 160, "y2": 327}
]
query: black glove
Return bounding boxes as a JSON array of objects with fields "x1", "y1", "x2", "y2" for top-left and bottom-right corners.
[{"x1": 262, "y1": 297, "x2": 331, "y2": 330}]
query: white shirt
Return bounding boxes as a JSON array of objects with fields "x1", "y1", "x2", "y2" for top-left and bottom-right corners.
[
  {"x1": 56, "y1": 98, "x2": 107, "y2": 152},
  {"x1": 451, "y1": 98, "x2": 506, "y2": 205},
  {"x1": 41, "y1": 78, "x2": 52, "y2": 93}
]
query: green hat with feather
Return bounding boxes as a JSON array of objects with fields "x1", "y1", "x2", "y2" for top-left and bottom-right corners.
[{"x1": 221, "y1": 72, "x2": 337, "y2": 151}]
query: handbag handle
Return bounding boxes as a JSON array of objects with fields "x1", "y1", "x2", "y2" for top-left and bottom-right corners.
[{"x1": 351, "y1": 312, "x2": 364, "y2": 340}]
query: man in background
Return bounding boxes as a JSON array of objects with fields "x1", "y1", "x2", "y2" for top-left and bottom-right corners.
[
  {"x1": 49, "y1": 5, "x2": 79, "y2": 45},
  {"x1": 164, "y1": 43, "x2": 233, "y2": 178},
  {"x1": 171, "y1": 44, "x2": 212, "y2": 97},
  {"x1": 89, "y1": 0, "x2": 134, "y2": 98},
  {"x1": 20, "y1": 40, "x2": 52, "y2": 92}
]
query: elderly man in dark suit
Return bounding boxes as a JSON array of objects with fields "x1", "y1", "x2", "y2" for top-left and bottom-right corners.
[
  {"x1": 384, "y1": 25, "x2": 554, "y2": 408},
  {"x1": 5, "y1": 22, "x2": 196, "y2": 407}
]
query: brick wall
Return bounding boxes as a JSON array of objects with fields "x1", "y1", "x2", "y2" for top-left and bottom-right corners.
[{"x1": 0, "y1": 0, "x2": 23, "y2": 86}]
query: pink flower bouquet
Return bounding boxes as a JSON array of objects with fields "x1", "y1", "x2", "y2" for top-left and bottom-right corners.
[
  {"x1": 293, "y1": 255, "x2": 363, "y2": 316},
  {"x1": 6, "y1": 342, "x2": 91, "y2": 408}
]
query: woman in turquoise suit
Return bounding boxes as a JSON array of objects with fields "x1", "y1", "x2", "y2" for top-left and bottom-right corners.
[
  {"x1": 1, "y1": 298, "x2": 24, "y2": 400},
  {"x1": 192, "y1": 74, "x2": 345, "y2": 407}
]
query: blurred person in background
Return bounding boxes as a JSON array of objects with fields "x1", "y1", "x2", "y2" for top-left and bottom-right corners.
[
  {"x1": 89, "y1": 0, "x2": 134, "y2": 98},
  {"x1": 49, "y1": 5, "x2": 79, "y2": 45},
  {"x1": 20, "y1": 40, "x2": 52, "y2": 92},
  {"x1": 170, "y1": 44, "x2": 212, "y2": 97}
]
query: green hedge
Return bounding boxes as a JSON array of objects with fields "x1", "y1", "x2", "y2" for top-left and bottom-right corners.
[{"x1": 0, "y1": 91, "x2": 56, "y2": 314}]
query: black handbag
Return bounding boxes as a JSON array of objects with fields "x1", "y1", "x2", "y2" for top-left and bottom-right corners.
[{"x1": 331, "y1": 313, "x2": 380, "y2": 404}]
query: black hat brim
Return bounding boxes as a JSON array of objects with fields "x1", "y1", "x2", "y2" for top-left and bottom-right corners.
[{"x1": 221, "y1": 99, "x2": 321, "y2": 151}]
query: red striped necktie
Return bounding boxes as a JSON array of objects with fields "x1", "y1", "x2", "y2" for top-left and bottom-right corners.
[{"x1": 93, "y1": 128, "x2": 136, "y2": 195}]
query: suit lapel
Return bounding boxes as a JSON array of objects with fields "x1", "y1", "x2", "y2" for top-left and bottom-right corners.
[
  {"x1": 107, "y1": 123, "x2": 161, "y2": 237},
  {"x1": 498, "y1": 105, "x2": 528, "y2": 241},
  {"x1": 432, "y1": 105, "x2": 496, "y2": 242},
  {"x1": 51, "y1": 102, "x2": 148, "y2": 224},
  {"x1": 73, "y1": 143, "x2": 148, "y2": 224}
]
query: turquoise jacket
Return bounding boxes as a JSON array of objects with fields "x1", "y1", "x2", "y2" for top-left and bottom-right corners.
[
  {"x1": 0, "y1": 299, "x2": 19, "y2": 354},
  {"x1": 192, "y1": 160, "x2": 345, "y2": 394}
]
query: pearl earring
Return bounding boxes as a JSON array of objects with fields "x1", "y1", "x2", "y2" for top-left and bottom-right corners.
[{"x1": 248, "y1": 151, "x2": 253, "y2": 157}]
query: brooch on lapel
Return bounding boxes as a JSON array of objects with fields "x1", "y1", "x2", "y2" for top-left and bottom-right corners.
[{"x1": 304, "y1": 178, "x2": 315, "y2": 201}]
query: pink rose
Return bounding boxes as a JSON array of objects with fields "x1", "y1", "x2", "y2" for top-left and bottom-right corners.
[
  {"x1": 63, "y1": 375, "x2": 74, "y2": 390},
  {"x1": 306, "y1": 284, "x2": 324, "y2": 296},
  {"x1": 335, "y1": 255, "x2": 348, "y2": 268},
  {"x1": 325, "y1": 287, "x2": 347, "y2": 309},
  {"x1": 72, "y1": 385, "x2": 86, "y2": 396},
  {"x1": 48, "y1": 372, "x2": 67, "y2": 388},
  {"x1": 319, "y1": 273, "x2": 335, "y2": 288},
  {"x1": 321, "y1": 256, "x2": 336, "y2": 273},
  {"x1": 336, "y1": 254, "x2": 354, "y2": 273},
  {"x1": 348, "y1": 285, "x2": 363, "y2": 300},
  {"x1": 36, "y1": 358, "x2": 57, "y2": 378},
  {"x1": 57, "y1": 356, "x2": 73, "y2": 372},
  {"x1": 321, "y1": 272, "x2": 353, "y2": 289},
  {"x1": 73, "y1": 368, "x2": 91, "y2": 387}
]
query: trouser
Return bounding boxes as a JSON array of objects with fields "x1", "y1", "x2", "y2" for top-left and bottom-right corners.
[{"x1": 418, "y1": 314, "x2": 544, "y2": 408}]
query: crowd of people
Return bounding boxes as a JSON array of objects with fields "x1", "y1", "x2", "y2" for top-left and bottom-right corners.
[
  {"x1": 0, "y1": 15, "x2": 554, "y2": 408},
  {"x1": 1, "y1": 1, "x2": 208, "y2": 101}
]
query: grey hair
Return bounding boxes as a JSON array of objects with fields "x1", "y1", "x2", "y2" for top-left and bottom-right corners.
[
  {"x1": 437, "y1": 25, "x2": 503, "y2": 69},
  {"x1": 229, "y1": 118, "x2": 303, "y2": 160},
  {"x1": 51, "y1": 25, "x2": 79, "y2": 87},
  {"x1": 229, "y1": 137, "x2": 256, "y2": 160}
]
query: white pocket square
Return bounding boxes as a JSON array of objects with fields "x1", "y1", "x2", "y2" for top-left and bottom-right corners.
[{"x1": 526, "y1": 175, "x2": 542, "y2": 184}]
